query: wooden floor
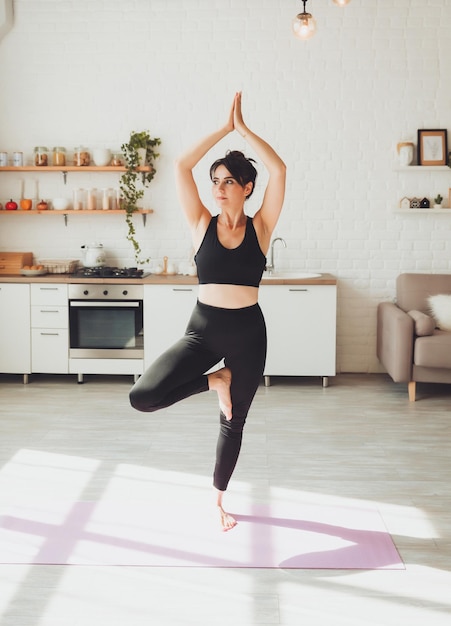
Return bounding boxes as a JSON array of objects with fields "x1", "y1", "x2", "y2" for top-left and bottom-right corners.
[{"x1": 0, "y1": 373, "x2": 450, "y2": 625}]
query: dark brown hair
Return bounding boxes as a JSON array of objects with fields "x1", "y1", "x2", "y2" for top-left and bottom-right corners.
[{"x1": 210, "y1": 150, "x2": 257, "y2": 199}]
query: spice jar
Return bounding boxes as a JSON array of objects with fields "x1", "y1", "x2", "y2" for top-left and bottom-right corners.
[
  {"x1": 101, "y1": 188, "x2": 110, "y2": 210},
  {"x1": 86, "y1": 188, "x2": 97, "y2": 210},
  {"x1": 111, "y1": 152, "x2": 124, "y2": 166},
  {"x1": 111, "y1": 187, "x2": 121, "y2": 210},
  {"x1": 34, "y1": 146, "x2": 49, "y2": 166},
  {"x1": 73, "y1": 146, "x2": 91, "y2": 166},
  {"x1": 73, "y1": 188, "x2": 85, "y2": 211},
  {"x1": 52, "y1": 146, "x2": 66, "y2": 166},
  {"x1": 13, "y1": 151, "x2": 23, "y2": 166}
]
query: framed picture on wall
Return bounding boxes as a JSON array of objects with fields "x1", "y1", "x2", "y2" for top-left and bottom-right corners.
[{"x1": 417, "y1": 129, "x2": 448, "y2": 166}]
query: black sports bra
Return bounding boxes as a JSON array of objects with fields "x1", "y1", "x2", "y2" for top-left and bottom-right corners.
[{"x1": 195, "y1": 216, "x2": 266, "y2": 287}]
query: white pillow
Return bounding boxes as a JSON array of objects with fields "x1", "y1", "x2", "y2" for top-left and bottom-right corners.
[{"x1": 428, "y1": 294, "x2": 451, "y2": 331}]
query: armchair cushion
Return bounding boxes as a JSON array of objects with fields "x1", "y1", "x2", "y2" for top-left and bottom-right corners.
[
  {"x1": 414, "y1": 331, "x2": 451, "y2": 368},
  {"x1": 428, "y1": 294, "x2": 451, "y2": 331},
  {"x1": 407, "y1": 310, "x2": 435, "y2": 336}
]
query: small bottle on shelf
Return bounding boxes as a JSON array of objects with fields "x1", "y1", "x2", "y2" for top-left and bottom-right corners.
[
  {"x1": 111, "y1": 152, "x2": 124, "y2": 166},
  {"x1": 73, "y1": 188, "x2": 85, "y2": 211},
  {"x1": 113, "y1": 187, "x2": 122, "y2": 210},
  {"x1": 86, "y1": 188, "x2": 97, "y2": 210},
  {"x1": 101, "y1": 188, "x2": 110, "y2": 210}
]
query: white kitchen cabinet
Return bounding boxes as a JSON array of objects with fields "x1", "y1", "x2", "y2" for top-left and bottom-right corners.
[
  {"x1": 0, "y1": 283, "x2": 31, "y2": 378},
  {"x1": 30, "y1": 283, "x2": 69, "y2": 374},
  {"x1": 258, "y1": 284, "x2": 337, "y2": 386},
  {"x1": 144, "y1": 284, "x2": 198, "y2": 368}
]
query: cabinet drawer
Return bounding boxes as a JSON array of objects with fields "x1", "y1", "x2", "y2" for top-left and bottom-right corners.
[
  {"x1": 31, "y1": 283, "x2": 68, "y2": 305},
  {"x1": 31, "y1": 305, "x2": 68, "y2": 329},
  {"x1": 31, "y1": 328, "x2": 69, "y2": 373}
]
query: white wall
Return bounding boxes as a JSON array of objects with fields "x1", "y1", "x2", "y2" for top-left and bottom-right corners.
[{"x1": 1, "y1": 0, "x2": 451, "y2": 373}]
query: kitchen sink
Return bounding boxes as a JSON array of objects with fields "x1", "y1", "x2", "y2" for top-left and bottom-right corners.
[{"x1": 262, "y1": 271, "x2": 321, "y2": 280}]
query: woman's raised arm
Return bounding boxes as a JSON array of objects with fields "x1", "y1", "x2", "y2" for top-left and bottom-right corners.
[
  {"x1": 174, "y1": 99, "x2": 234, "y2": 239},
  {"x1": 233, "y1": 92, "x2": 286, "y2": 247}
]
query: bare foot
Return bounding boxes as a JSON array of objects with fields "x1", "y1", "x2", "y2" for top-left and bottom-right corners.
[
  {"x1": 208, "y1": 367, "x2": 232, "y2": 420},
  {"x1": 218, "y1": 505, "x2": 237, "y2": 532}
]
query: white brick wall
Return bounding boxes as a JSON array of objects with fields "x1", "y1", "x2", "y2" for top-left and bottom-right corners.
[{"x1": 1, "y1": 0, "x2": 451, "y2": 373}]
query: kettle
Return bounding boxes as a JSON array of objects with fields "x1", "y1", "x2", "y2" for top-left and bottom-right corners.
[{"x1": 81, "y1": 243, "x2": 106, "y2": 267}]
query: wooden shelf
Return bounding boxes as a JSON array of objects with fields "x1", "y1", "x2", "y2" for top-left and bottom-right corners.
[
  {"x1": 395, "y1": 166, "x2": 450, "y2": 172},
  {"x1": 0, "y1": 165, "x2": 152, "y2": 184},
  {"x1": 395, "y1": 208, "x2": 451, "y2": 214},
  {"x1": 0, "y1": 208, "x2": 154, "y2": 226},
  {"x1": 0, "y1": 166, "x2": 151, "y2": 172},
  {"x1": 0, "y1": 209, "x2": 153, "y2": 214}
]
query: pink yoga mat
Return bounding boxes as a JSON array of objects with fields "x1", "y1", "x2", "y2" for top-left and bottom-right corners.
[{"x1": 0, "y1": 501, "x2": 404, "y2": 569}]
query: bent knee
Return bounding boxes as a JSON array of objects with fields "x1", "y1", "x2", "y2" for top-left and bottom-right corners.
[{"x1": 129, "y1": 387, "x2": 160, "y2": 413}]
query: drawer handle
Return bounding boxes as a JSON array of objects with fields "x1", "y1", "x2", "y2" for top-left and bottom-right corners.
[
  {"x1": 40, "y1": 309, "x2": 59, "y2": 313},
  {"x1": 39, "y1": 287, "x2": 60, "y2": 291},
  {"x1": 288, "y1": 288, "x2": 309, "y2": 292},
  {"x1": 40, "y1": 332, "x2": 60, "y2": 336},
  {"x1": 172, "y1": 288, "x2": 193, "y2": 292}
]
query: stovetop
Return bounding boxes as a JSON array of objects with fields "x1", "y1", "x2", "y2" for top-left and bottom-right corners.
[{"x1": 72, "y1": 266, "x2": 148, "y2": 279}]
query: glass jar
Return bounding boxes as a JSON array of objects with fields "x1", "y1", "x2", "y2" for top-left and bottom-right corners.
[
  {"x1": 86, "y1": 188, "x2": 97, "y2": 210},
  {"x1": 13, "y1": 151, "x2": 23, "y2": 166},
  {"x1": 34, "y1": 146, "x2": 49, "y2": 166},
  {"x1": 111, "y1": 152, "x2": 124, "y2": 166},
  {"x1": 111, "y1": 187, "x2": 123, "y2": 211},
  {"x1": 52, "y1": 146, "x2": 66, "y2": 166},
  {"x1": 73, "y1": 188, "x2": 85, "y2": 211},
  {"x1": 101, "y1": 188, "x2": 110, "y2": 210},
  {"x1": 73, "y1": 146, "x2": 91, "y2": 166}
]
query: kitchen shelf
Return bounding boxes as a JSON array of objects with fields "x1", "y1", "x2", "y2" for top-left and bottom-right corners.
[
  {"x1": 0, "y1": 208, "x2": 154, "y2": 226},
  {"x1": 0, "y1": 165, "x2": 152, "y2": 183},
  {"x1": 0, "y1": 166, "x2": 151, "y2": 172},
  {"x1": 395, "y1": 208, "x2": 451, "y2": 214},
  {"x1": 395, "y1": 166, "x2": 450, "y2": 172}
]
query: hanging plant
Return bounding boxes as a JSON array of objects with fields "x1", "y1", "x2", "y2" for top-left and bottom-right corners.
[{"x1": 120, "y1": 130, "x2": 161, "y2": 264}]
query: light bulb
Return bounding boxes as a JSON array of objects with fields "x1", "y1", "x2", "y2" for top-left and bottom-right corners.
[
  {"x1": 292, "y1": 13, "x2": 317, "y2": 40},
  {"x1": 332, "y1": 0, "x2": 351, "y2": 6}
]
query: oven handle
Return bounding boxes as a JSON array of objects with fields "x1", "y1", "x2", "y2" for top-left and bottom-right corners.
[{"x1": 69, "y1": 301, "x2": 141, "y2": 308}]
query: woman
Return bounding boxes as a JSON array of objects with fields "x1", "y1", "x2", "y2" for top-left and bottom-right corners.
[{"x1": 130, "y1": 92, "x2": 286, "y2": 531}]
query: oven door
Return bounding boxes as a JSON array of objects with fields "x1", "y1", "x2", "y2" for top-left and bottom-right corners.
[{"x1": 69, "y1": 300, "x2": 144, "y2": 359}]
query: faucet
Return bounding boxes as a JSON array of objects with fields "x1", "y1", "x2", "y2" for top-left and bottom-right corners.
[{"x1": 266, "y1": 237, "x2": 287, "y2": 274}]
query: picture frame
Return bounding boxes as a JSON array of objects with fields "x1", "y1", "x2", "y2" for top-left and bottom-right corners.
[{"x1": 417, "y1": 129, "x2": 448, "y2": 166}]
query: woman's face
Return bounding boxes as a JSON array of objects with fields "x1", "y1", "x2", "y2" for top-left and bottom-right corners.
[{"x1": 211, "y1": 164, "x2": 252, "y2": 209}]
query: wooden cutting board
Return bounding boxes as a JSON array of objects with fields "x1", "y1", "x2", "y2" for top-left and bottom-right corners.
[{"x1": 0, "y1": 252, "x2": 33, "y2": 274}]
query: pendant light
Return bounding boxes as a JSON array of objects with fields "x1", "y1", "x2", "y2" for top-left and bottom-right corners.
[
  {"x1": 292, "y1": 0, "x2": 351, "y2": 41},
  {"x1": 292, "y1": 0, "x2": 316, "y2": 40}
]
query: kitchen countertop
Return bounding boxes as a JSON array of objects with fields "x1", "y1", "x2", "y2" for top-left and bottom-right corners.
[{"x1": 0, "y1": 273, "x2": 337, "y2": 285}]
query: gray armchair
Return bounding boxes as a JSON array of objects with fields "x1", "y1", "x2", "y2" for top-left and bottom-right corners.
[{"x1": 377, "y1": 273, "x2": 451, "y2": 400}]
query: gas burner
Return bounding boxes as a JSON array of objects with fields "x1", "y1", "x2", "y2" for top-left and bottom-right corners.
[{"x1": 72, "y1": 266, "x2": 147, "y2": 279}]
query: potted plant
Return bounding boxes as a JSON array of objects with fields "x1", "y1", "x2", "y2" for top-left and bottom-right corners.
[
  {"x1": 120, "y1": 130, "x2": 161, "y2": 263},
  {"x1": 434, "y1": 194, "x2": 443, "y2": 209}
]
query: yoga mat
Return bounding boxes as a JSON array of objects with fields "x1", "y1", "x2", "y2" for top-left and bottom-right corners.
[{"x1": 0, "y1": 501, "x2": 404, "y2": 569}]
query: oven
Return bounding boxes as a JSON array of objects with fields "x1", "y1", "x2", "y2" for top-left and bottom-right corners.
[{"x1": 68, "y1": 283, "x2": 144, "y2": 361}]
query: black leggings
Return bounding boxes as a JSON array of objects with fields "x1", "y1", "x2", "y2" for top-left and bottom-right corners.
[{"x1": 129, "y1": 300, "x2": 267, "y2": 491}]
